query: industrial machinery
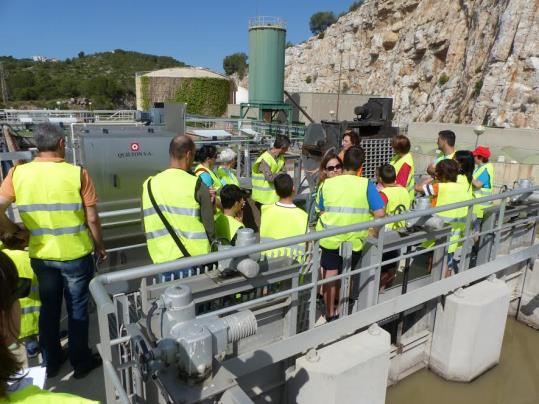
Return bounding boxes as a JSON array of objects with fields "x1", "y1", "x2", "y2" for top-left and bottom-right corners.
[
  {"x1": 301, "y1": 97, "x2": 398, "y2": 193},
  {"x1": 132, "y1": 284, "x2": 257, "y2": 382}
]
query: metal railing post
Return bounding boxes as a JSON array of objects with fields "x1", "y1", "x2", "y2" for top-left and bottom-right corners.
[
  {"x1": 460, "y1": 205, "x2": 475, "y2": 271},
  {"x1": 490, "y1": 198, "x2": 507, "y2": 260},
  {"x1": 308, "y1": 241, "x2": 321, "y2": 329},
  {"x1": 371, "y1": 231, "x2": 384, "y2": 306},
  {"x1": 339, "y1": 242, "x2": 353, "y2": 318}
]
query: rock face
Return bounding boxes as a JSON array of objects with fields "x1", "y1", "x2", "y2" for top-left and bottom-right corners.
[{"x1": 284, "y1": 0, "x2": 539, "y2": 128}]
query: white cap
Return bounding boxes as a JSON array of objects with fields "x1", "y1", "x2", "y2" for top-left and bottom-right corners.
[{"x1": 219, "y1": 148, "x2": 237, "y2": 163}]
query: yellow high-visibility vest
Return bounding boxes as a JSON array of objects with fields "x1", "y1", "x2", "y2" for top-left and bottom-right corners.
[
  {"x1": 5, "y1": 385, "x2": 99, "y2": 403},
  {"x1": 390, "y1": 153, "x2": 415, "y2": 201},
  {"x1": 251, "y1": 151, "x2": 285, "y2": 205},
  {"x1": 380, "y1": 185, "x2": 410, "y2": 230},
  {"x1": 315, "y1": 175, "x2": 372, "y2": 252},
  {"x1": 142, "y1": 168, "x2": 210, "y2": 264},
  {"x1": 195, "y1": 164, "x2": 222, "y2": 191},
  {"x1": 473, "y1": 163, "x2": 494, "y2": 219},
  {"x1": 3, "y1": 248, "x2": 40, "y2": 339},
  {"x1": 260, "y1": 203, "x2": 308, "y2": 259},
  {"x1": 216, "y1": 167, "x2": 240, "y2": 187},
  {"x1": 457, "y1": 174, "x2": 474, "y2": 198},
  {"x1": 215, "y1": 212, "x2": 244, "y2": 244},
  {"x1": 436, "y1": 182, "x2": 472, "y2": 254},
  {"x1": 12, "y1": 161, "x2": 93, "y2": 261}
]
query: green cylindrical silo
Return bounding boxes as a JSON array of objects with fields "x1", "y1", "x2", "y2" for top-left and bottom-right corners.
[{"x1": 248, "y1": 17, "x2": 286, "y2": 104}]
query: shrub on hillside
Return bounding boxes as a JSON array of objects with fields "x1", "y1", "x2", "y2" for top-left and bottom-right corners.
[{"x1": 309, "y1": 11, "x2": 337, "y2": 35}]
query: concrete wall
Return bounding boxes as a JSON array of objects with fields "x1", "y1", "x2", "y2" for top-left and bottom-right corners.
[
  {"x1": 227, "y1": 104, "x2": 259, "y2": 119},
  {"x1": 407, "y1": 122, "x2": 539, "y2": 164},
  {"x1": 407, "y1": 122, "x2": 539, "y2": 187},
  {"x1": 412, "y1": 151, "x2": 539, "y2": 189}
]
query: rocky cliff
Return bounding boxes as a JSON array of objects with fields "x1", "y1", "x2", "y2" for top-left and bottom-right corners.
[{"x1": 284, "y1": 0, "x2": 539, "y2": 128}]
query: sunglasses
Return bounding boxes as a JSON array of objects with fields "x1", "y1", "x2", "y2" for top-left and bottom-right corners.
[{"x1": 325, "y1": 164, "x2": 342, "y2": 172}]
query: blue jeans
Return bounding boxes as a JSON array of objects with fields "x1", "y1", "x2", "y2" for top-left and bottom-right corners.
[{"x1": 31, "y1": 254, "x2": 94, "y2": 372}]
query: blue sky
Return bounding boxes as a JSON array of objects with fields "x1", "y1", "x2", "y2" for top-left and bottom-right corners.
[{"x1": 0, "y1": 0, "x2": 354, "y2": 72}]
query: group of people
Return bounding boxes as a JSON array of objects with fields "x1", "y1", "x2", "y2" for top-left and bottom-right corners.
[
  {"x1": 0, "y1": 122, "x2": 494, "y2": 402},
  {"x1": 313, "y1": 129, "x2": 494, "y2": 319}
]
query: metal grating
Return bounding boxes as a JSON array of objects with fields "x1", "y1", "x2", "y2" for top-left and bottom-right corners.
[{"x1": 360, "y1": 138, "x2": 395, "y2": 180}]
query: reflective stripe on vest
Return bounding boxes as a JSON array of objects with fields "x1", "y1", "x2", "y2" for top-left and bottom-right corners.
[
  {"x1": 195, "y1": 164, "x2": 222, "y2": 191},
  {"x1": 472, "y1": 163, "x2": 494, "y2": 219},
  {"x1": 251, "y1": 151, "x2": 284, "y2": 205},
  {"x1": 18, "y1": 202, "x2": 84, "y2": 212},
  {"x1": 142, "y1": 169, "x2": 210, "y2": 264},
  {"x1": 315, "y1": 176, "x2": 372, "y2": 252},
  {"x1": 436, "y1": 182, "x2": 472, "y2": 253},
  {"x1": 260, "y1": 204, "x2": 308, "y2": 261},
  {"x1": 380, "y1": 186, "x2": 410, "y2": 230},
  {"x1": 4, "y1": 249, "x2": 40, "y2": 338},
  {"x1": 143, "y1": 206, "x2": 200, "y2": 217},
  {"x1": 12, "y1": 161, "x2": 93, "y2": 261},
  {"x1": 390, "y1": 153, "x2": 415, "y2": 201},
  {"x1": 30, "y1": 224, "x2": 87, "y2": 237},
  {"x1": 145, "y1": 228, "x2": 208, "y2": 240},
  {"x1": 217, "y1": 166, "x2": 240, "y2": 187}
]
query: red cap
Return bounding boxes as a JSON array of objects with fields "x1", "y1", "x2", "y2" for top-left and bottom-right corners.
[{"x1": 473, "y1": 146, "x2": 491, "y2": 159}]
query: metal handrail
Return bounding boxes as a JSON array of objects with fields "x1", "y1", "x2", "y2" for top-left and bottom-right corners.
[
  {"x1": 91, "y1": 185, "x2": 538, "y2": 287},
  {"x1": 248, "y1": 16, "x2": 287, "y2": 29}
]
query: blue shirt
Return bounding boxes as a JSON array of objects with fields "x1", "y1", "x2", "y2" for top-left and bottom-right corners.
[
  {"x1": 199, "y1": 172, "x2": 214, "y2": 188},
  {"x1": 318, "y1": 180, "x2": 384, "y2": 212},
  {"x1": 476, "y1": 168, "x2": 491, "y2": 188}
]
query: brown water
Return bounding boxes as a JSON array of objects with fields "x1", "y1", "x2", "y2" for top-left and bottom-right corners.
[{"x1": 386, "y1": 318, "x2": 539, "y2": 404}]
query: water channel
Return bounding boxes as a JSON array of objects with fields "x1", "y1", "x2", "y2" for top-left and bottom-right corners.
[{"x1": 386, "y1": 318, "x2": 539, "y2": 404}]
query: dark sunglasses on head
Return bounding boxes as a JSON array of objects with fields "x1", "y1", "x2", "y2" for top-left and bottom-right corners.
[{"x1": 325, "y1": 164, "x2": 342, "y2": 172}]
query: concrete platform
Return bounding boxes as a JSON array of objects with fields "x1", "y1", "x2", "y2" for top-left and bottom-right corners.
[
  {"x1": 288, "y1": 324, "x2": 391, "y2": 404},
  {"x1": 31, "y1": 308, "x2": 105, "y2": 403},
  {"x1": 430, "y1": 277, "x2": 511, "y2": 382}
]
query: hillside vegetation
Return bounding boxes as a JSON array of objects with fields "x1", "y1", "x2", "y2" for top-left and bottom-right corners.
[{"x1": 0, "y1": 50, "x2": 186, "y2": 109}]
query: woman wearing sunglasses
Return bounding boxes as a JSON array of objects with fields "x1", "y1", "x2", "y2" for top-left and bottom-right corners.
[
  {"x1": 318, "y1": 153, "x2": 343, "y2": 186},
  {"x1": 314, "y1": 152, "x2": 342, "y2": 323}
]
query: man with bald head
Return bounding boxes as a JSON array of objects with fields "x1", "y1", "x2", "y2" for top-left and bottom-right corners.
[{"x1": 141, "y1": 135, "x2": 214, "y2": 279}]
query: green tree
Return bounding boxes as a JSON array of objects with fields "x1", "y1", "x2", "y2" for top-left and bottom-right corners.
[
  {"x1": 309, "y1": 11, "x2": 337, "y2": 35},
  {"x1": 348, "y1": 1, "x2": 364, "y2": 12},
  {"x1": 223, "y1": 53, "x2": 248, "y2": 79}
]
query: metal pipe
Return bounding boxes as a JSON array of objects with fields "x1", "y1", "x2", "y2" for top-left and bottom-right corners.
[{"x1": 99, "y1": 208, "x2": 140, "y2": 219}]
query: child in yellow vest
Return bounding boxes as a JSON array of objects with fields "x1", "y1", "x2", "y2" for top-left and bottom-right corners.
[
  {"x1": 214, "y1": 185, "x2": 246, "y2": 245},
  {"x1": 377, "y1": 165, "x2": 411, "y2": 292},
  {"x1": 259, "y1": 173, "x2": 308, "y2": 261},
  {"x1": 416, "y1": 159, "x2": 472, "y2": 276}
]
